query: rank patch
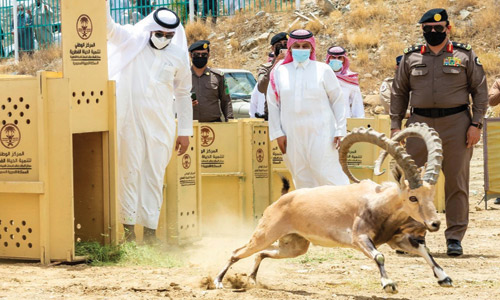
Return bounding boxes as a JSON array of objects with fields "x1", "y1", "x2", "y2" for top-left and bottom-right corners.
[
  {"x1": 443, "y1": 57, "x2": 462, "y2": 67},
  {"x1": 475, "y1": 57, "x2": 482, "y2": 66}
]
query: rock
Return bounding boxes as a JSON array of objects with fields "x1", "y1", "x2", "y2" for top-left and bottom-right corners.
[
  {"x1": 207, "y1": 33, "x2": 216, "y2": 40},
  {"x1": 360, "y1": 265, "x2": 372, "y2": 271},
  {"x1": 364, "y1": 73, "x2": 373, "y2": 78},
  {"x1": 364, "y1": 94, "x2": 379, "y2": 106},
  {"x1": 241, "y1": 38, "x2": 258, "y2": 50},
  {"x1": 459, "y1": 10, "x2": 471, "y2": 20},
  {"x1": 372, "y1": 70, "x2": 380, "y2": 76},
  {"x1": 342, "y1": 4, "x2": 350, "y2": 13},
  {"x1": 467, "y1": 6, "x2": 474, "y2": 11},
  {"x1": 373, "y1": 105, "x2": 385, "y2": 114},
  {"x1": 323, "y1": 0, "x2": 335, "y2": 13},
  {"x1": 258, "y1": 32, "x2": 270, "y2": 41},
  {"x1": 217, "y1": 34, "x2": 225, "y2": 40},
  {"x1": 256, "y1": 10, "x2": 266, "y2": 17},
  {"x1": 228, "y1": 32, "x2": 235, "y2": 38}
]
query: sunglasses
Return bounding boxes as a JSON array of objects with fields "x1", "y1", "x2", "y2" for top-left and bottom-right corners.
[
  {"x1": 153, "y1": 31, "x2": 175, "y2": 39},
  {"x1": 422, "y1": 25, "x2": 447, "y2": 33},
  {"x1": 192, "y1": 53, "x2": 209, "y2": 58}
]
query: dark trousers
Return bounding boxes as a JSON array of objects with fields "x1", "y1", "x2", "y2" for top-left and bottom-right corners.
[{"x1": 406, "y1": 110, "x2": 472, "y2": 241}]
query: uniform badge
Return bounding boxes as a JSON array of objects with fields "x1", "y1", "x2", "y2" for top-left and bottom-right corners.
[
  {"x1": 434, "y1": 13, "x2": 442, "y2": 21},
  {"x1": 203, "y1": 43, "x2": 208, "y2": 49},
  {"x1": 443, "y1": 57, "x2": 462, "y2": 67},
  {"x1": 205, "y1": 72, "x2": 210, "y2": 76},
  {"x1": 475, "y1": 57, "x2": 482, "y2": 66}
]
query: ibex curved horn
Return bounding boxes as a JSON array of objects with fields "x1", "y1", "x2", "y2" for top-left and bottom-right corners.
[
  {"x1": 373, "y1": 123, "x2": 443, "y2": 185},
  {"x1": 339, "y1": 127, "x2": 422, "y2": 189}
]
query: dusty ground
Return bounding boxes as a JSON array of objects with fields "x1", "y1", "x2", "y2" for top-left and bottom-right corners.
[{"x1": 1, "y1": 143, "x2": 499, "y2": 300}]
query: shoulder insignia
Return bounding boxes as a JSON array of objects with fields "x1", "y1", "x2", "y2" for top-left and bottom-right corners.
[
  {"x1": 210, "y1": 68, "x2": 224, "y2": 76},
  {"x1": 475, "y1": 57, "x2": 482, "y2": 66},
  {"x1": 452, "y1": 42, "x2": 472, "y2": 51},
  {"x1": 403, "y1": 45, "x2": 422, "y2": 54}
]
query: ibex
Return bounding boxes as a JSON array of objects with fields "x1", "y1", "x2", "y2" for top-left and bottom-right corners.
[{"x1": 214, "y1": 123, "x2": 453, "y2": 293}]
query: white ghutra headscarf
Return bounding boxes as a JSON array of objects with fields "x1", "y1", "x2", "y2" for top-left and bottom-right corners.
[{"x1": 107, "y1": 6, "x2": 189, "y2": 79}]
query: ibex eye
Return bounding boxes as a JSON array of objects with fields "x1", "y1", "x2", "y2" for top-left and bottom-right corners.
[{"x1": 409, "y1": 196, "x2": 418, "y2": 202}]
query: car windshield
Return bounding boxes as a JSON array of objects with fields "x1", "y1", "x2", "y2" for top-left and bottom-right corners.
[{"x1": 224, "y1": 72, "x2": 256, "y2": 100}]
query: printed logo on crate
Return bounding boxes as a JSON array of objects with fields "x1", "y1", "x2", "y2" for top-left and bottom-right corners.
[
  {"x1": 0, "y1": 124, "x2": 21, "y2": 149},
  {"x1": 256, "y1": 148, "x2": 264, "y2": 163},
  {"x1": 200, "y1": 126, "x2": 215, "y2": 147},
  {"x1": 182, "y1": 154, "x2": 191, "y2": 169},
  {"x1": 76, "y1": 14, "x2": 93, "y2": 40}
]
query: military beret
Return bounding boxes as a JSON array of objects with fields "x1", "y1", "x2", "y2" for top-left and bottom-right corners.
[
  {"x1": 419, "y1": 8, "x2": 448, "y2": 24},
  {"x1": 396, "y1": 55, "x2": 403, "y2": 66},
  {"x1": 189, "y1": 40, "x2": 210, "y2": 52},
  {"x1": 270, "y1": 32, "x2": 288, "y2": 46}
]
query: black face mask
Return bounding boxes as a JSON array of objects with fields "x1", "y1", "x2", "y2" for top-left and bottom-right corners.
[
  {"x1": 274, "y1": 44, "x2": 286, "y2": 57},
  {"x1": 192, "y1": 57, "x2": 208, "y2": 69},
  {"x1": 423, "y1": 31, "x2": 447, "y2": 46}
]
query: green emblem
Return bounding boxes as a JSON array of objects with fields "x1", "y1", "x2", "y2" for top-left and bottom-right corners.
[
  {"x1": 224, "y1": 79, "x2": 229, "y2": 95},
  {"x1": 466, "y1": 44, "x2": 472, "y2": 50}
]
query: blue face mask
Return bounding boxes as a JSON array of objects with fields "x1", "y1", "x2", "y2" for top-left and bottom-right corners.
[
  {"x1": 291, "y1": 49, "x2": 311, "y2": 63},
  {"x1": 329, "y1": 59, "x2": 343, "y2": 72}
]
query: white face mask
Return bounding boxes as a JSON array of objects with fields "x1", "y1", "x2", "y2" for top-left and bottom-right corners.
[{"x1": 150, "y1": 35, "x2": 172, "y2": 50}]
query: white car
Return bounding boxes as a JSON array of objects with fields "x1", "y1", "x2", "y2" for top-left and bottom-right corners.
[{"x1": 220, "y1": 68, "x2": 256, "y2": 119}]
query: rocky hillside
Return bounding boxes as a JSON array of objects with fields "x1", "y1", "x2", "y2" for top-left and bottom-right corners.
[
  {"x1": 3, "y1": 0, "x2": 500, "y2": 115},
  {"x1": 186, "y1": 0, "x2": 500, "y2": 115}
]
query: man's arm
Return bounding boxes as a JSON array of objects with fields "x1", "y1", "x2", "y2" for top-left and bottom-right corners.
[
  {"x1": 488, "y1": 78, "x2": 500, "y2": 107},
  {"x1": 218, "y1": 74, "x2": 233, "y2": 121},
  {"x1": 351, "y1": 86, "x2": 365, "y2": 118},
  {"x1": 467, "y1": 50, "x2": 488, "y2": 124},
  {"x1": 266, "y1": 72, "x2": 285, "y2": 141},
  {"x1": 323, "y1": 67, "x2": 347, "y2": 138},
  {"x1": 390, "y1": 54, "x2": 410, "y2": 131},
  {"x1": 106, "y1": 1, "x2": 132, "y2": 44},
  {"x1": 174, "y1": 55, "x2": 194, "y2": 137},
  {"x1": 257, "y1": 64, "x2": 271, "y2": 94}
]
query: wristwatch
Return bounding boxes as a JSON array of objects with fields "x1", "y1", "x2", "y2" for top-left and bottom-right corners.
[{"x1": 470, "y1": 122, "x2": 483, "y2": 129}]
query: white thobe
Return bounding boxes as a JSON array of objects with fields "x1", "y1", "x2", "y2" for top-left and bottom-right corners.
[
  {"x1": 338, "y1": 80, "x2": 365, "y2": 118},
  {"x1": 267, "y1": 59, "x2": 350, "y2": 189},
  {"x1": 108, "y1": 21, "x2": 193, "y2": 229},
  {"x1": 249, "y1": 85, "x2": 266, "y2": 117}
]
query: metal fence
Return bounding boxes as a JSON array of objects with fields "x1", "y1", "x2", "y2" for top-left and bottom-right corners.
[{"x1": 1, "y1": 0, "x2": 294, "y2": 58}]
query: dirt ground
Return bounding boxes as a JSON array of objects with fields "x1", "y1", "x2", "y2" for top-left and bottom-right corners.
[{"x1": 1, "y1": 142, "x2": 499, "y2": 300}]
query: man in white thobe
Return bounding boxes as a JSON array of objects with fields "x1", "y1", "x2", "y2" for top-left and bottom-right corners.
[
  {"x1": 267, "y1": 29, "x2": 349, "y2": 189},
  {"x1": 107, "y1": 6, "x2": 193, "y2": 243},
  {"x1": 249, "y1": 85, "x2": 266, "y2": 118},
  {"x1": 32, "y1": 0, "x2": 54, "y2": 48}
]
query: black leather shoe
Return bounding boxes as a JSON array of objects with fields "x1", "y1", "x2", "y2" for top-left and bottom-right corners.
[
  {"x1": 494, "y1": 198, "x2": 500, "y2": 205},
  {"x1": 447, "y1": 239, "x2": 463, "y2": 257}
]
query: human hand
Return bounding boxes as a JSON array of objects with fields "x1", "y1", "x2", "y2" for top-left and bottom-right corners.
[
  {"x1": 391, "y1": 129, "x2": 401, "y2": 138},
  {"x1": 466, "y1": 125, "x2": 481, "y2": 148},
  {"x1": 192, "y1": 100, "x2": 198, "y2": 107},
  {"x1": 277, "y1": 136, "x2": 287, "y2": 154},
  {"x1": 176, "y1": 136, "x2": 190, "y2": 156},
  {"x1": 333, "y1": 136, "x2": 342, "y2": 149}
]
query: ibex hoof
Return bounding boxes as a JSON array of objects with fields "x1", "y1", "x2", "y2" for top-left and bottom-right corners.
[
  {"x1": 438, "y1": 277, "x2": 453, "y2": 287},
  {"x1": 382, "y1": 282, "x2": 398, "y2": 294},
  {"x1": 214, "y1": 279, "x2": 224, "y2": 289}
]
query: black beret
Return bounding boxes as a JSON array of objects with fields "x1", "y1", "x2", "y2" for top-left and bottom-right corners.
[
  {"x1": 419, "y1": 8, "x2": 448, "y2": 24},
  {"x1": 153, "y1": 8, "x2": 180, "y2": 29},
  {"x1": 189, "y1": 40, "x2": 210, "y2": 52},
  {"x1": 396, "y1": 55, "x2": 403, "y2": 66},
  {"x1": 270, "y1": 32, "x2": 288, "y2": 45}
]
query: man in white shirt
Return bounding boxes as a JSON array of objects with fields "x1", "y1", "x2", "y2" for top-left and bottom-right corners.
[
  {"x1": 325, "y1": 46, "x2": 365, "y2": 118},
  {"x1": 267, "y1": 29, "x2": 349, "y2": 189},
  {"x1": 107, "y1": 6, "x2": 193, "y2": 243}
]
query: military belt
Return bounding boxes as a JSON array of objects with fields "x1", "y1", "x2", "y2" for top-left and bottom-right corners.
[{"x1": 412, "y1": 104, "x2": 468, "y2": 118}]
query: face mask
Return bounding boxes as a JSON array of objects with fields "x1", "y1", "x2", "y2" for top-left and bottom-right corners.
[
  {"x1": 329, "y1": 59, "x2": 343, "y2": 72},
  {"x1": 423, "y1": 31, "x2": 447, "y2": 46},
  {"x1": 150, "y1": 35, "x2": 171, "y2": 50},
  {"x1": 291, "y1": 49, "x2": 310, "y2": 63},
  {"x1": 192, "y1": 57, "x2": 208, "y2": 68}
]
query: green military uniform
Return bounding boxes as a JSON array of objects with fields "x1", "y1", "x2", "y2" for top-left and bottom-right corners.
[
  {"x1": 391, "y1": 40, "x2": 488, "y2": 242},
  {"x1": 191, "y1": 67, "x2": 233, "y2": 122}
]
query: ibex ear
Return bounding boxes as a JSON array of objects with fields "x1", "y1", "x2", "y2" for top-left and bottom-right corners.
[{"x1": 391, "y1": 164, "x2": 407, "y2": 189}]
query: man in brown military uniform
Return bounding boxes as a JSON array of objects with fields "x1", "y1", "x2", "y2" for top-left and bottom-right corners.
[
  {"x1": 256, "y1": 32, "x2": 288, "y2": 119},
  {"x1": 391, "y1": 8, "x2": 488, "y2": 256},
  {"x1": 189, "y1": 40, "x2": 233, "y2": 122}
]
